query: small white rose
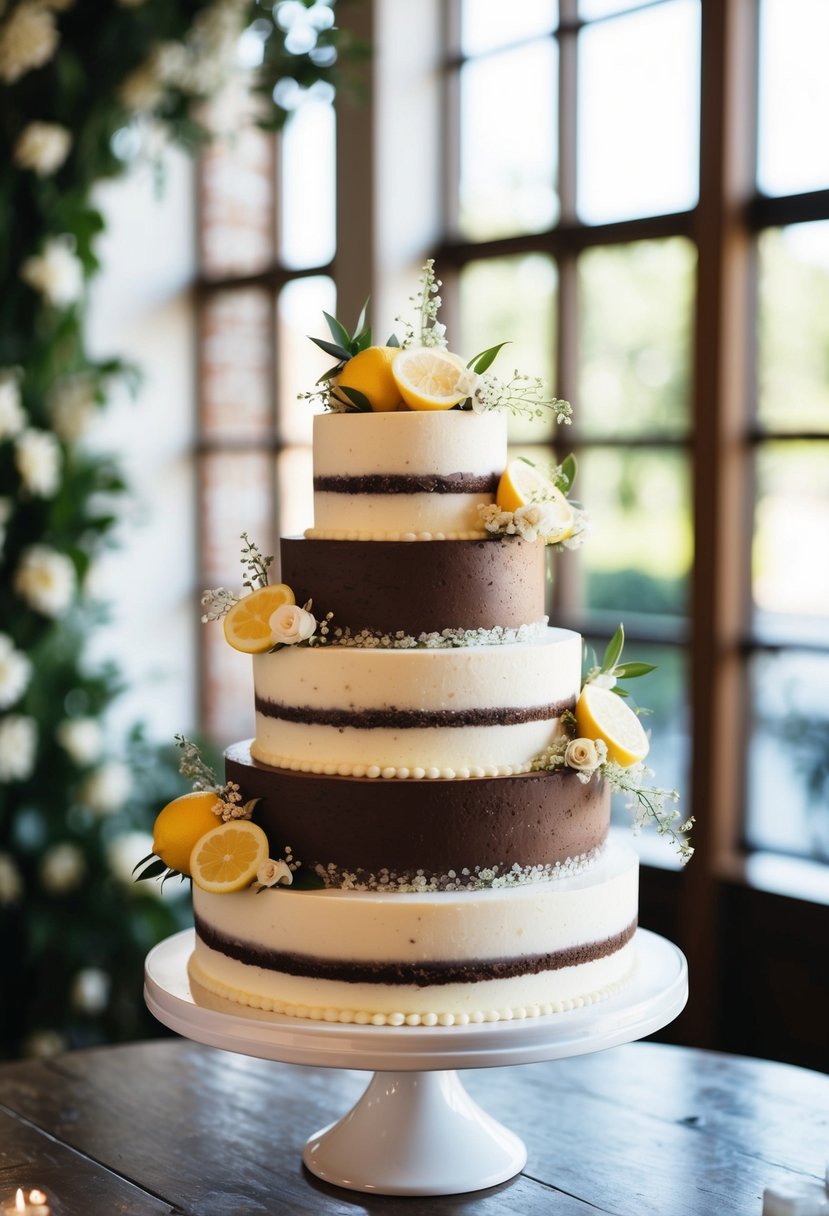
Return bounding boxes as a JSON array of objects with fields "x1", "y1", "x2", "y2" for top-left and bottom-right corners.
[
  {"x1": 14, "y1": 545, "x2": 76, "y2": 617},
  {"x1": 256, "y1": 858, "x2": 293, "y2": 888},
  {"x1": 564, "y1": 737, "x2": 601, "y2": 774},
  {"x1": 56, "y1": 717, "x2": 103, "y2": 766},
  {"x1": 0, "y1": 1, "x2": 59, "y2": 84},
  {"x1": 0, "y1": 634, "x2": 31, "y2": 710},
  {"x1": 0, "y1": 372, "x2": 25, "y2": 441},
  {"x1": 0, "y1": 714, "x2": 37, "y2": 781},
  {"x1": 40, "y1": 842, "x2": 85, "y2": 894},
  {"x1": 21, "y1": 237, "x2": 84, "y2": 308},
  {"x1": 48, "y1": 375, "x2": 97, "y2": 442},
  {"x1": 15, "y1": 428, "x2": 61, "y2": 497},
  {"x1": 270, "y1": 602, "x2": 316, "y2": 646},
  {"x1": 71, "y1": 967, "x2": 110, "y2": 1015},
  {"x1": 14, "y1": 121, "x2": 72, "y2": 176},
  {"x1": 81, "y1": 760, "x2": 131, "y2": 816}
]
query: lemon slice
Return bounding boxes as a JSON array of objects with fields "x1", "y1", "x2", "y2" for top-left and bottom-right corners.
[
  {"x1": 391, "y1": 347, "x2": 471, "y2": 411},
  {"x1": 335, "y1": 346, "x2": 402, "y2": 412},
  {"x1": 223, "y1": 584, "x2": 295, "y2": 653},
  {"x1": 496, "y1": 459, "x2": 574, "y2": 542},
  {"x1": 575, "y1": 683, "x2": 650, "y2": 768},
  {"x1": 152, "y1": 790, "x2": 221, "y2": 876},
  {"x1": 190, "y1": 821, "x2": 270, "y2": 894}
]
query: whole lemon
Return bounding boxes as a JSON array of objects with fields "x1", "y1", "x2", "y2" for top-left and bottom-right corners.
[
  {"x1": 152, "y1": 790, "x2": 221, "y2": 876},
  {"x1": 335, "y1": 346, "x2": 402, "y2": 412}
]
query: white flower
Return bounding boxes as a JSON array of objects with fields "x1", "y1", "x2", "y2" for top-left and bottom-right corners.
[
  {"x1": 15, "y1": 545, "x2": 75, "y2": 617},
  {"x1": 200, "y1": 586, "x2": 236, "y2": 623},
  {"x1": 256, "y1": 858, "x2": 293, "y2": 888},
  {"x1": 106, "y1": 830, "x2": 153, "y2": 886},
  {"x1": 0, "y1": 371, "x2": 25, "y2": 440},
  {"x1": 21, "y1": 236, "x2": 84, "y2": 308},
  {"x1": 513, "y1": 504, "x2": 547, "y2": 543},
  {"x1": 40, "y1": 841, "x2": 85, "y2": 893},
  {"x1": 0, "y1": 634, "x2": 31, "y2": 709},
  {"x1": 0, "y1": 1, "x2": 59, "y2": 84},
  {"x1": 0, "y1": 852, "x2": 23, "y2": 905},
  {"x1": 48, "y1": 375, "x2": 97, "y2": 441},
  {"x1": 119, "y1": 58, "x2": 166, "y2": 112},
  {"x1": 564, "y1": 737, "x2": 601, "y2": 775},
  {"x1": 81, "y1": 760, "x2": 131, "y2": 816},
  {"x1": 15, "y1": 428, "x2": 61, "y2": 497},
  {"x1": 14, "y1": 121, "x2": 71, "y2": 176},
  {"x1": 0, "y1": 714, "x2": 37, "y2": 781},
  {"x1": 589, "y1": 671, "x2": 617, "y2": 691},
  {"x1": 71, "y1": 967, "x2": 110, "y2": 1014},
  {"x1": 56, "y1": 717, "x2": 103, "y2": 766},
  {"x1": 270, "y1": 602, "x2": 316, "y2": 645}
]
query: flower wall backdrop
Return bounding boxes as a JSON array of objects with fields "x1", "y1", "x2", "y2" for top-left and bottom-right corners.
[{"x1": 0, "y1": 0, "x2": 358, "y2": 1058}]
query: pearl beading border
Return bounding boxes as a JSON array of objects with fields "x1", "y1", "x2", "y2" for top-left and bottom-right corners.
[
  {"x1": 188, "y1": 956, "x2": 638, "y2": 1027},
  {"x1": 304, "y1": 528, "x2": 489, "y2": 542},
  {"x1": 251, "y1": 754, "x2": 536, "y2": 780}
]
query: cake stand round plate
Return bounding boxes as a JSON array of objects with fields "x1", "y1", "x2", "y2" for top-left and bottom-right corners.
[{"x1": 145, "y1": 928, "x2": 687, "y2": 1196}]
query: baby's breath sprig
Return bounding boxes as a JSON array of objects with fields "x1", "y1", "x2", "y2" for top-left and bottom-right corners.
[
  {"x1": 240, "y1": 531, "x2": 273, "y2": 591},
  {"x1": 470, "y1": 371, "x2": 572, "y2": 425},
  {"x1": 603, "y1": 762, "x2": 694, "y2": 864},
  {"x1": 174, "y1": 733, "x2": 219, "y2": 792}
]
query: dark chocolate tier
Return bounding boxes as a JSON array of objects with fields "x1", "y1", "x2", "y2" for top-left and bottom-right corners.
[
  {"x1": 227, "y1": 741, "x2": 610, "y2": 888},
  {"x1": 279, "y1": 536, "x2": 546, "y2": 637}
]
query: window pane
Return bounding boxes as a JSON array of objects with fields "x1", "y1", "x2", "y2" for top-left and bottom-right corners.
[
  {"x1": 457, "y1": 254, "x2": 558, "y2": 444},
  {"x1": 203, "y1": 622, "x2": 254, "y2": 745},
  {"x1": 278, "y1": 446, "x2": 314, "y2": 540},
  {"x1": 579, "y1": 448, "x2": 691, "y2": 621},
  {"x1": 758, "y1": 0, "x2": 829, "y2": 197},
  {"x1": 201, "y1": 290, "x2": 273, "y2": 442},
  {"x1": 753, "y1": 441, "x2": 829, "y2": 641},
  {"x1": 458, "y1": 40, "x2": 558, "y2": 240},
  {"x1": 579, "y1": 0, "x2": 642, "y2": 18},
  {"x1": 277, "y1": 275, "x2": 336, "y2": 447},
  {"x1": 460, "y1": 0, "x2": 556, "y2": 55},
  {"x1": 747, "y1": 649, "x2": 829, "y2": 861},
  {"x1": 758, "y1": 224, "x2": 829, "y2": 434},
  {"x1": 577, "y1": 1, "x2": 700, "y2": 224},
  {"x1": 578, "y1": 239, "x2": 695, "y2": 439},
  {"x1": 200, "y1": 128, "x2": 274, "y2": 278},
  {"x1": 280, "y1": 98, "x2": 336, "y2": 269},
  {"x1": 200, "y1": 451, "x2": 275, "y2": 587}
]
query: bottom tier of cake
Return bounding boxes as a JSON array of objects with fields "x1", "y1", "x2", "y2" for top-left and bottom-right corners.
[{"x1": 189, "y1": 842, "x2": 639, "y2": 1026}]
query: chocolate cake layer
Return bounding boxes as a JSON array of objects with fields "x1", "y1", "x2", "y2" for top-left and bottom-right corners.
[
  {"x1": 253, "y1": 696, "x2": 573, "y2": 729},
  {"x1": 194, "y1": 913, "x2": 637, "y2": 984},
  {"x1": 313, "y1": 472, "x2": 500, "y2": 494},
  {"x1": 226, "y1": 741, "x2": 610, "y2": 885},
  {"x1": 279, "y1": 536, "x2": 546, "y2": 636}
]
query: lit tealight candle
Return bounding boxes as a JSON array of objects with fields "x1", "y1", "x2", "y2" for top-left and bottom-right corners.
[{"x1": 4, "y1": 1189, "x2": 51, "y2": 1215}]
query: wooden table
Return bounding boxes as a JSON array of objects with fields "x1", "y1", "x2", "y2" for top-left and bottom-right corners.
[{"x1": 0, "y1": 1038, "x2": 827, "y2": 1214}]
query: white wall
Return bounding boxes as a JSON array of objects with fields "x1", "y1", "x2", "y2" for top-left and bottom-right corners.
[{"x1": 84, "y1": 147, "x2": 198, "y2": 743}]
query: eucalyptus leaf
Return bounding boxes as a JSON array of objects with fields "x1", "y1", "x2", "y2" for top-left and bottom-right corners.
[
  {"x1": 337, "y1": 385, "x2": 373, "y2": 412},
  {"x1": 560, "y1": 453, "x2": 577, "y2": 493},
  {"x1": 467, "y1": 341, "x2": 510, "y2": 374},
  {"x1": 601, "y1": 624, "x2": 625, "y2": 673},
  {"x1": 309, "y1": 335, "x2": 351, "y2": 361},
  {"x1": 614, "y1": 661, "x2": 657, "y2": 680},
  {"x1": 323, "y1": 310, "x2": 352, "y2": 351}
]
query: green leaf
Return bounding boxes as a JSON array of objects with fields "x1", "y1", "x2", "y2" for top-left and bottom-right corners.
[
  {"x1": 351, "y1": 298, "x2": 370, "y2": 341},
  {"x1": 337, "y1": 385, "x2": 373, "y2": 412},
  {"x1": 317, "y1": 363, "x2": 344, "y2": 384},
  {"x1": 131, "y1": 853, "x2": 156, "y2": 875},
  {"x1": 323, "y1": 311, "x2": 352, "y2": 351},
  {"x1": 614, "y1": 661, "x2": 657, "y2": 680},
  {"x1": 386, "y1": 332, "x2": 401, "y2": 348},
  {"x1": 354, "y1": 327, "x2": 373, "y2": 353},
  {"x1": 560, "y1": 453, "x2": 577, "y2": 493},
  {"x1": 467, "y1": 341, "x2": 510, "y2": 374},
  {"x1": 601, "y1": 624, "x2": 625, "y2": 673},
  {"x1": 134, "y1": 858, "x2": 167, "y2": 882},
  {"x1": 309, "y1": 335, "x2": 351, "y2": 361}
]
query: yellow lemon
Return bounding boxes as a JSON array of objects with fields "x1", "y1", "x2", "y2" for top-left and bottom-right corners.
[
  {"x1": 335, "y1": 346, "x2": 402, "y2": 412},
  {"x1": 152, "y1": 790, "x2": 221, "y2": 876},
  {"x1": 575, "y1": 683, "x2": 650, "y2": 768},
  {"x1": 495, "y1": 459, "x2": 574, "y2": 542},
  {"x1": 391, "y1": 347, "x2": 471, "y2": 411},
  {"x1": 223, "y1": 584, "x2": 295, "y2": 654},
  {"x1": 190, "y1": 821, "x2": 270, "y2": 894}
]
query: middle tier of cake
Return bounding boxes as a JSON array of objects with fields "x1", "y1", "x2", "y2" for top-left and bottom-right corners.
[{"x1": 250, "y1": 626, "x2": 581, "y2": 776}]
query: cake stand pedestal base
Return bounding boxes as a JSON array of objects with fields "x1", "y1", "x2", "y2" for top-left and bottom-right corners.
[
  {"x1": 145, "y1": 928, "x2": 687, "y2": 1197},
  {"x1": 303, "y1": 1068, "x2": 526, "y2": 1195}
]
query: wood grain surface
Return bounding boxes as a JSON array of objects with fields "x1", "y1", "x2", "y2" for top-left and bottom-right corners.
[{"x1": 0, "y1": 1039, "x2": 826, "y2": 1215}]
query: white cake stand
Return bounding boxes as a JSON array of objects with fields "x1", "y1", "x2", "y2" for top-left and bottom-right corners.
[{"x1": 144, "y1": 927, "x2": 687, "y2": 1197}]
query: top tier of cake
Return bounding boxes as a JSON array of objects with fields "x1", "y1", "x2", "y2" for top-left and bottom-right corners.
[{"x1": 306, "y1": 410, "x2": 507, "y2": 540}]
